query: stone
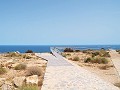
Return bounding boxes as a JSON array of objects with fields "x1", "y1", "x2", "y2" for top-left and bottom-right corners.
[
  {"x1": 2, "y1": 84, "x2": 13, "y2": 90},
  {"x1": 2, "y1": 81, "x2": 13, "y2": 90},
  {"x1": 13, "y1": 76, "x2": 25, "y2": 87},
  {"x1": 0, "y1": 78, "x2": 5, "y2": 87},
  {"x1": 26, "y1": 75, "x2": 38, "y2": 85}
]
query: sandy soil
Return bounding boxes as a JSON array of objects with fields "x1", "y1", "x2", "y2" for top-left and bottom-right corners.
[
  {"x1": 0, "y1": 53, "x2": 47, "y2": 89},
  {"x1": 64, "y1": 52, "x2": 120, "y2": 85}
]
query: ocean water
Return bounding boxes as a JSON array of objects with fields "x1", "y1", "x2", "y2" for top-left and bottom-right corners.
[{"x1": 0, "y1": 45, "x2": 120, "y2": 53}]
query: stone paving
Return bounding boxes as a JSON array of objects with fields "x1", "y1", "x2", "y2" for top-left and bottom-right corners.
[
  {"x1": 110, "y1": 50, "x2": 120, "y2": 77},
  {"x1": 36, "y1": 53, "x2": 119, "y2": 90}
]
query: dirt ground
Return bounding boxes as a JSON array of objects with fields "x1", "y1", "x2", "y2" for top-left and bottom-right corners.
[
  {"x1": 64, "y1": 52, "x2": 120, "y2": 85},
  {"x1": 0, "y1": 53, "x2": 47, "y2": 89}
]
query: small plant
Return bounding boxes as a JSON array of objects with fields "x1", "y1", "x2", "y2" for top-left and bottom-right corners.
[
  {"x1": 18, "y1": 85, "x2": 38, "y2": 90},
  {"x1": 0, "y1": 67, "x2": 7, "y2": 75},
  {"x1": 84, "y1": 57, "x2": 92, "y2": 63},
  {"x1": 26, "y1": 66, "x2": 42, "y2": 76},
  {"x1": 99, "y1": 65, "x2": 110, "y2": 70},
  {"x1": 61, "y1": 53, "x2": 67, "y2": 57},
  {"x1": 5, "y1": 52, "x2": 21, "y2": 57},
  {"x1": 101, "y1": 57, "x2": 109, "y2": 64},
  {"x1": 23, "y1": 55, "x2": 32, "y2": 59},
  {"x1": 73, "y1": 56, "x2": 79, "y2": 61},
  {"x1": 75, "y1": 50, "x2": 80, "y2": 52},
  {"x1": 15, "y1": 64, "x2": 27, "y2": 70},
  {"x1": 84, "y1": 57, "x2": 108, "y2": 64},
  {"x1": 25, "y1": 50, "x2": 33, "y2": 53},
  {"x1": 64, "y1": 48, "x2": 74, "y2": 52}
]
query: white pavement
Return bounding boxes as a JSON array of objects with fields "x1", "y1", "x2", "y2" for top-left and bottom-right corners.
[
  {"x1": 110, "y1": 50, "x2": 120, "y2": 77},
  {"x1": 36, "y1": 52, "x2": 119, "y2": 90}
]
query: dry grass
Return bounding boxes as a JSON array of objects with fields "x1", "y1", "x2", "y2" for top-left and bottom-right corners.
[
  {"x1": 73, "y1": 56, "x2": 80, "y2": 61},
  {"x1": 15, "y1": 64, "x2": 27, "y2": 70},
  {"x1": 18, "y1": 85, "x2": 38, "y2": 90},
  {"x1": 26, "y1": 66, "x2": 42, "y2": 76},
  {"x1": 0, "y1": 67, "x2": 7, "y2": 75}
]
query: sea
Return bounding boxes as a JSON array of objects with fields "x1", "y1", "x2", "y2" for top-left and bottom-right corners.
[{"x1": 0, "y1": 45, "x2": 120, "y2": 53}]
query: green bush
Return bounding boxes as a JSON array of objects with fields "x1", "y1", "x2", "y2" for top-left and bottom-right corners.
[
  {"x1": 84, "y1": 57, "x2": 108, "y2": 64},
  {"x1": 15, "y1": 64, "x2": 27, "y2": 70},
  {"x1": 23, "y1": 55, "x2": 32, "y2": 59},
  {"x1": 61, "y1": 53, "x2": 67, "y2": 58},
  {"x1": 75, "y1": 50, "x2": 80, "y2": 52},
  {"x1": 84, "y1": 57, "x2": 92, "y2": 63},
  {"x1": 6, "y1": 52, "x2": 21, "y2": 57},
  {"x1": 0, "y1": 67, "x2": 7, "y2": 75},
  {"x1": 26, "y1": 66, "x2": 42, "y2": 76},
  {"x1": 25, "y1": 50, "x2": 33, "y2": 53},
  {"x1": 64, "y1": 48, "x2": 74, "y2": 52},
  {"x1": 18, "y1": 85, "x2": 38, "y2": 90},
  {"x1": 73, "y1": 56, "x2": 79, "y2": 61}
]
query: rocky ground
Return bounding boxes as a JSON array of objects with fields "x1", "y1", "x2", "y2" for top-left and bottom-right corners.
[
  {"x1": 63, "y1": 50, "x2": 120, "y2": 88},
  {"x1": 0, "y1": 52, "x2": 47, "y2": 90}
]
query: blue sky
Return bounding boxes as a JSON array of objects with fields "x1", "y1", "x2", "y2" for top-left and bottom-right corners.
[{"x1": 0, "y1": 0, "x2": 120, "y2": 45}]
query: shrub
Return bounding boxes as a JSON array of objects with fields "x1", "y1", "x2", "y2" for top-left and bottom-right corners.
[
  {"x1": 6, "y1": 52, "x2": 21, "y2": 57},
  {"x1": 0, "y1": 67, "x2": 7, "y2": 75},
  {"x1": 101, "y1": 57, "x2": 109, "y2": 64},
  {"x1": 61, "y1": 53, "x2": 67, "y2": 57},
  {"x1": 25, "y1": 50, "x2": 33, "y2": 53},
  {"x1": 23, "y1": 55, "x2": 32, "y2": 59},
  {"x1": 73, "y1": 56, "x2": 79, "y2": 61},
  {"x1": 66, "y1": 53, "x2": 71, "y2": 56},
  {"x1": 99, "y1": 65, "x2": 110, "y2": 70},
  {"x1": 64, "y1": 48, "x2": 74, "y2": 52},
  {"x1": 15, "y1": 64, "x2": 27, "y2": 70},
  {"x1": 75, "y1": 50, "x2": 80, "y2": 52},
  {"x1": 26, "y1": 66, "x2": 42, "y2": 76},
  {"x1": 18, "y1": 85, "x2": 38, "y2": 90},
  {"x1": 84, "y1": 57, "x2": 108, "y2": 64},
  {"x1": 92, "y1": 52, "x2": 100, "y2": 57},
  {"x1": 84, "y1": 57, "x2": 92, "y2": 63},
  {"x1": 82, "y1": 50, "x2": 87, "y2": 53}
]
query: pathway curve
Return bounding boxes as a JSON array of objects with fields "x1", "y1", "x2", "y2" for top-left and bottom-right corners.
[
  {"x1": 110, "y1": 50, "x2": 120, "y2": 77},
  {"x1": 36, "y1": 51, "x2": 119, "y2": 90}
]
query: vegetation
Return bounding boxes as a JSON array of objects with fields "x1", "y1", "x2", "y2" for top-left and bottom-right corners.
[
  {"x1": 15, "y1": 64, "x2": 27, "y2": 70},
  {"x1": 75, "y1": 50, "x2": 80, "y2": 52},
  {"x1": 64, "y1": 48, "x2": 74, "y2": 52},
  {"x1": 73, "y1": 56, "x2": 80, "y2": 61},
  {"x1": 99, "y1": 65, "x2": 113, "y2": 70},
  {"x1": 82, "y1": 49, "x2": 110, "y2": 57},
  {"x1": 116, "y1": 50, "x2": 120, "y2": 54},
  {"x1": 0, "y1": 67, "x2": 7, "y2": 75},
  {"x1": 5, "y1": 52, "x2": 21, "y2": 57},
  {"x1": 114, "y1": 82, "x2": 120, "y2": 88},
  {"x1": 25, "y1": 50, "x2": 33, "y2": 53},
  {"x1": 26, "y1": 66, "x2": 42, "y2": 76},
  {"x1": 61, "y1": 53, "x2": 67, "y2": 57},
  {"x1": 23, "y1": 55, "x2": 32, "y2": 59},
  {"x1": 84, "y1": 56, "x2": 108, "y2": 64},
  {"x1": 18, "y1": 85, "x2": 38, "y2": 90}
]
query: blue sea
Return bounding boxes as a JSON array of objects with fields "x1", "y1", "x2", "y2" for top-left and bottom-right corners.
[{"x1": 0, "y1": 45, "x2": 120, "y2": 53}]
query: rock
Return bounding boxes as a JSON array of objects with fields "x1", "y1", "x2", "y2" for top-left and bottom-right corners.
[
  {"x1": 13, "y1": 76, "x2": 25, "y2": 87},
  {"x1": 26, "y1": 75, "x2": 38, "y2": 85},
  {"x1": 0, "y1": 78, "x2": 5, "y2": 87},
  {"x1": 2, "y1": 81, "x2": 13, "y2": 90},
  {"x1": 2, "y1": 84, "x2": 13, "y2": 90}
]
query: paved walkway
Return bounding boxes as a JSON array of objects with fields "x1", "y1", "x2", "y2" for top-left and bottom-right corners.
[
  {"x1": 110, "y1": 50, "x2": 120, "y2": 77},
  {"x1": 36, "y1": 52, "x2": 119, "y2": 90}
]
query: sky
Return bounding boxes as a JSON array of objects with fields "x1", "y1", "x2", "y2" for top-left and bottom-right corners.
[{"x1": 0, "y1": 0, "x2": 120, "y2": 45}]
